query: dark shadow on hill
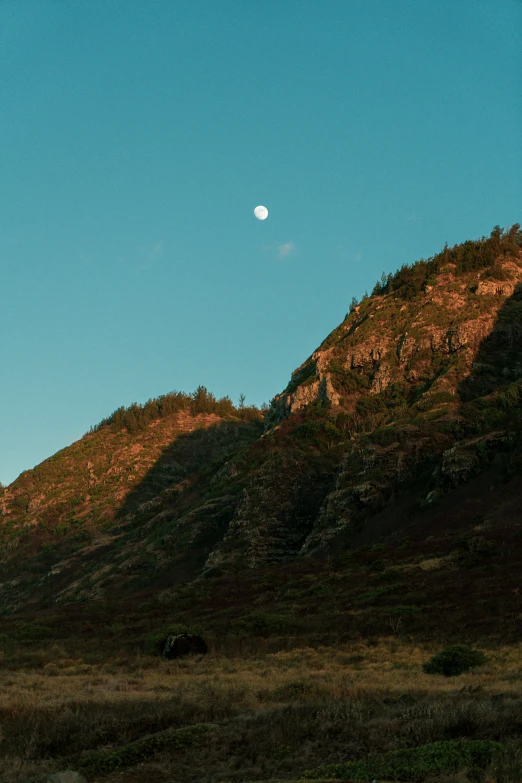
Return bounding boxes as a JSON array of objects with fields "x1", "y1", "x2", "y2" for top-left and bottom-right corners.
[
  {"x1": 108, "y1": 418, "x2": 263, "y2": 586},
  {"x1": 458, "y1": 284, "x2": 522, "y2": 402},
  {"x1": 117, "y1": 418, "x2": 262, "y2": 517}
]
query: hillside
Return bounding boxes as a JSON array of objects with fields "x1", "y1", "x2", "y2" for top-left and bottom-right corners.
[
  {"x1": 0, "y1": 396, "x2": 263, "y2": 612},
  {"x1": 1, "y1": 224, "x2": 522, "y2": 631}
]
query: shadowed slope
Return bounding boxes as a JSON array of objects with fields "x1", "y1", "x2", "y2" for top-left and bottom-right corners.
[{"x1": 0, "y1": 414, "x2": 262, "y2": 611}]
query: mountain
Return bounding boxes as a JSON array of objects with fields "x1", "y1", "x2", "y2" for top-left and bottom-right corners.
[{"x1": 1, "y1": 225, "x2": 522, "y2": 640}]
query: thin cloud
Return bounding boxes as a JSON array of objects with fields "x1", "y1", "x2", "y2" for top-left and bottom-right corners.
[
  {"x1": 277, "y1": 241, "x2": 296, "y2": 258},
  {"x1": 262, "y1": 240, "x2": 299, "y2": 259}
]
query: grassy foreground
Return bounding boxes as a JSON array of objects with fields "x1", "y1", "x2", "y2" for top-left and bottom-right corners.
[{"x1": 1, "y1": 639, "x2": 522, "y2": 782}]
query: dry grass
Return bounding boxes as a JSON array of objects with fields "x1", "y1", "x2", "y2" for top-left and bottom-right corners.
[{"x1": 1, "y1": 638, "x2": 522, "y2": 782}]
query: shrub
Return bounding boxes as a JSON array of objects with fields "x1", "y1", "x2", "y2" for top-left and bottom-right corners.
[
  {"x1": 295, "y1": 421, "x2": 322, "y2": 440},
  {"x1": 303, "y1": 739, "x2": 502, "y2": 780},
  {"x1": 488, "y1": 740, "x2": 522, "y2": 783},
  {"x1": 76, "y1": 723, "x2": 216, "y2": 773},
  {"x1": 329, "y1": 362, "x2": 370, "y2": 394},
  {"x1": 422, "y1": 645, "x2": 488, "y2": 677},
  {"x1": 13, "y1": 624, "x2": 53, "y2": 642}
]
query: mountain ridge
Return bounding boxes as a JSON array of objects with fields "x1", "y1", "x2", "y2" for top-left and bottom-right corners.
[{"x1": 1, "y1": 224, "x2": 522, "y2": 620}]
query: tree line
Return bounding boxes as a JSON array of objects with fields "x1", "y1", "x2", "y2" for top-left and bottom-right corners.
[
  {"x1": 368, "y1": 224, "x2": 522, "y2": 302},
  {"x1": 90, "y1": 386, "x2": 265, "y2": 434}
]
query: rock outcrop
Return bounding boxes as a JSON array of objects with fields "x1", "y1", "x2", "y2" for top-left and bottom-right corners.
[
  {"x1": 267, "y1": 265, "x2": 520, "y2": 429},
  {"x1": 162, "y1": 633, "x2": 208, "y2": 659}
]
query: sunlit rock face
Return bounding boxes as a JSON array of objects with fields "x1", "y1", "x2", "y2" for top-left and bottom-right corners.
[{"x1": 267, "y1": 259, "x2": 522, "y2": 430}]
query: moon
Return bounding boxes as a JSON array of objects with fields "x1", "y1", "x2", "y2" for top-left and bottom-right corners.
[{"x1": 254, "y1": 205, "x2": 268, "y2": 220}]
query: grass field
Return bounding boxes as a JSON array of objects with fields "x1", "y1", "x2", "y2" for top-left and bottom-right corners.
[{"x1": 1, "y1": 638, "x2": 522, "y2": 782}]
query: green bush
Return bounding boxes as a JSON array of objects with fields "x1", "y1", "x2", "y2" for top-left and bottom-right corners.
[
  {"x1": 14, "y1": 624, "x2": 53, "y2": 642},
  {"x1": 303, "y1": 739, "x2": 502, "y2": 780},
  {"x1": 488, "y1": 740, "x2": 522, "y2": 783},
  {"x1": 295, "y1": 421, "x2": 322, "y2": 440},
  {"x1": 422, "y1": 644, "x2": 488, "y2": 677},
  {"x1": 77, "y1": 723, "x2": 216, "y2": 773}
]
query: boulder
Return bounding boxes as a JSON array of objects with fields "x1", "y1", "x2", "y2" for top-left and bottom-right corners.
[
  {"x1": 47, "y1": 772, "x2": 88, "y2": 783},
  {"x1": 162, "y1": 632, "x2": 207, "y2": 659}
]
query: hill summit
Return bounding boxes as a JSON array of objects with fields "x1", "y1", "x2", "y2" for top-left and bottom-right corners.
[{"x1": 1, "y1": 224, "x2": 522, "y2": 619}]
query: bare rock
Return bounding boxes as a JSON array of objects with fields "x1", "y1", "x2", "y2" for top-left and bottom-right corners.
[
  {"x1": 162, "y1": 633, "x2": 207, "y2": 659},
  {"x1": 319, "y1": 373, "x2": 342, "y2": 407},
  {"x1": 371, "y1": 362, "x2": 392, "y2": 393},
  {"x1": 438, "y1": 433, "x2": 507, "y2": 490}
]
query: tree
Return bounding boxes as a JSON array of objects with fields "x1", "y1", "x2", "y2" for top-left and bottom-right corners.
[
  {"x1": 191, "y1": 385, "x2": 216, "y2": 415},
  {"x1": 238, "y1": 393, "x2": 246, "y2": 409}
]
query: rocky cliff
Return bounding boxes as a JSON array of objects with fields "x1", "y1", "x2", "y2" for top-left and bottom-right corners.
[
  {"x1": 201, "y1": 230, "x2": 522, "y2": 570},
  {"x1": 267, "y1": 259, "x2": 522, "y2": 425}
]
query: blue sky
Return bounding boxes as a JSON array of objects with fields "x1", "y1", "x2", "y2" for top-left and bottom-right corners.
[{"x1": 1, "y1": 0, "x2": 521, "y2": 485}]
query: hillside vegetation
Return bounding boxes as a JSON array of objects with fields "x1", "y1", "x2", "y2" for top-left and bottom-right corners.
[
  {"x1": 0, "y1": 390, "x2": 263, "y2": 611},
  {"x1": 91, "y1": 384, "x2": 263, "y2": 434}
]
